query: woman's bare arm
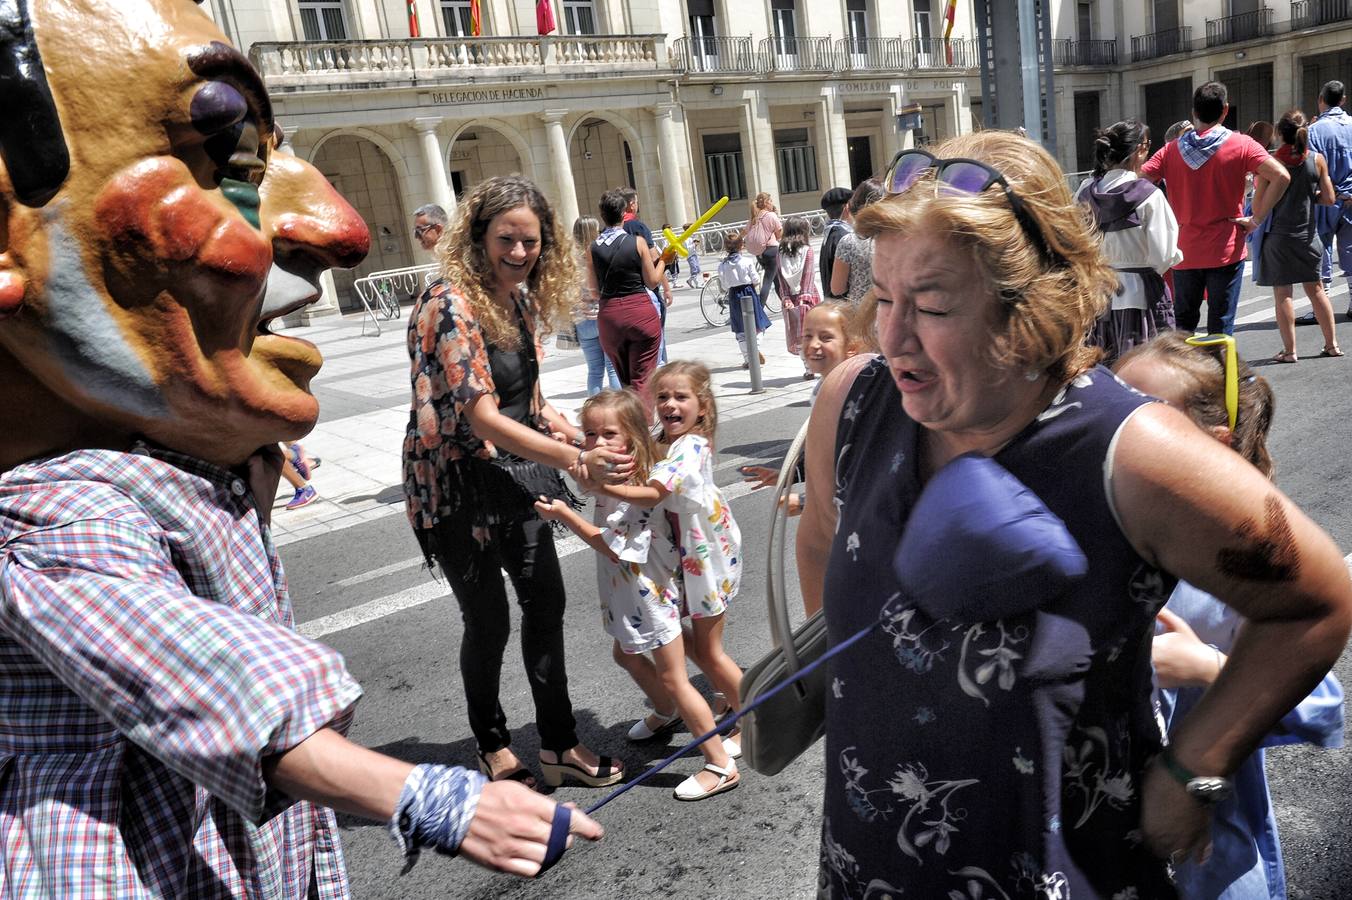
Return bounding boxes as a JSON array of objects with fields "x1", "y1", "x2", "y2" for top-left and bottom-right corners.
[
  {"x1": 464, "y1": 393, "x2": 629, "y2": 481},
  {"x1": 634, "y1": 235, "x2": 668, "y2": 290},
  {"x1": 830, "y1": 256, "x2": 850, "y2": 298}
]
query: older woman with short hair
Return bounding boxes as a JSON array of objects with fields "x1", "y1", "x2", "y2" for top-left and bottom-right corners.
[{"x1": 797, "y1": 131, "x2": 1352, "y2": 898}]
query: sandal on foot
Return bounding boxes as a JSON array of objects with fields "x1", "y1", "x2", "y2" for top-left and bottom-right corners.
[
  {"x1": 674, "y1": 761, "x2": 739, "y2": 801},
  {"x1": 1320, "y1": 345, "x2": 1345, "y2": 358},
  {"x1": 476, "y1": 749, "x2": 537, "y2": 789},
  {"x1": 539, "y1": 750, "x2": 625, "y2": 788},
  {"x1": 628, "y1": 709, "x2": 682, "y2": 741},
  {"x1": 721, "y1": 735, "x2": 742, "y2": 759},
  {"x1": 1272, "y1": 350, "x2": 1299, "y2": 364}
]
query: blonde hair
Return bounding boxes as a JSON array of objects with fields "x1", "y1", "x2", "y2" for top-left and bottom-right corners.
[
  {"x1": 651, "y1": 361, "x2": 718, "y2": 447},
  {"x1": 439, "y1": 175, "x2": 579, "y2": 349},
  {"x1": 807, "y1": 300, "x2": 868, "y2": 354},
  {"x1": 854, "y1": 131, "x2": 1116, "y2": 382},
  {"x1": 1116, "y1": 333, "x2": 1276, "y2": 479},
  {"x1": 749, "y1": 191, "x2": 774, "y2": 219},
  {"x1": 580, "y1": 389, "x2": 658, "y2": 482}
]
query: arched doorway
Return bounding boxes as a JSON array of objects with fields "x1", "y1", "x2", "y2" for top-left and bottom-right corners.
[
  {"x1": 447, "y1": 122, "x2": 528, "y2": 201},
  {"x1": 569, "y1": 115, "x2": 641, "y2": 224},
  {"x1": 310, "y1": 133, "x2": 410, "y2": 312}
]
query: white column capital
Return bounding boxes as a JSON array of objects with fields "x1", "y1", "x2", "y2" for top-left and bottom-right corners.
[
  {"x1": 411, "y1": 116, "x2": 444, "y2": 135},
  {"x1": 539, "y1": 109, "x2": 570, "y2": 125},
  {"x1": 652, "y1": 103, "x2": 677, "y2": 120}
]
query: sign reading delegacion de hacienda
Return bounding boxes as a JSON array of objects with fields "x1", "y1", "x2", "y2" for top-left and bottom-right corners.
[{"x1": 427, "y1": 87, "x2": 547, "y2": 105}]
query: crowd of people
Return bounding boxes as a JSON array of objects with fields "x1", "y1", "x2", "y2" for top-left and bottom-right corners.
[{"x1": 4, "y1": 1, "x2": 1350, "y2": 892}]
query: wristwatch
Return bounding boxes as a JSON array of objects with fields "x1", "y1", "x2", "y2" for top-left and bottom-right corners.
[{"x1": 1158, "y1": 746, "x2": 1233, "y2": 804}]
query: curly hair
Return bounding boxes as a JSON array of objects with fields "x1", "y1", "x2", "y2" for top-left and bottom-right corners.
[
  {"x1": 854, "y1": 130, "x2": 1116, "y2": 382},
  {"x1": 438, "y1": 175, "x2": 580, "y2": 349}
]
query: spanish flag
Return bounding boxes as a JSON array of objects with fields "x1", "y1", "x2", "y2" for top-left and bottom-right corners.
[
  {"x1": 536, "y1": 0, "x2": 557, "y2": 35},
  {"x1": 470, "y1": 0, "x2": 481, "y2": 36},
  {"x1": 942, "y1": 0, "x2": 957, "y2": 65}
]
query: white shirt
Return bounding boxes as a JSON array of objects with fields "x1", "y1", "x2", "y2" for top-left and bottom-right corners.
[
  {"x1": 1078, "y1": 170, "x2": 1184, "y2": 311},
  {"x1": 718, "y1": 251, "x2": 759, "y2": 288}
]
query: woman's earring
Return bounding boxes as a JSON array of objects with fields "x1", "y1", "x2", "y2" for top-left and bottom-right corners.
[{"x1": 1024, "y1": 369, "x2": 1042, "y2": 382}]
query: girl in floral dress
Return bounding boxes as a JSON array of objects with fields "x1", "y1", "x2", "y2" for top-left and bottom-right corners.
[
  {"x1": 587, "y1": 361, "x2": 746, "y2": 800},
  {"x1": 537, "y1": 386, "x2": 740, "y2": 801}
]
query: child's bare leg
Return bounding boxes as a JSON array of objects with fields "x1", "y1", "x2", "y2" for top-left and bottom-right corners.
[
  {"x1": 689, "y1": 614, "x2": 743, "y2": 718},
  {"x1": 652, "y1": 637, "x2": 732, "y2": 791},
  {"x1": 612, "y1": 640, "x2": 677, "y2": 720},
  {"x1": 281, "y1": 457, "x2": 306, "y2": 489}
]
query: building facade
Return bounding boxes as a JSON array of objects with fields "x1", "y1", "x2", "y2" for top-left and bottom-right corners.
[{"x1": 207, "y1": 0, "x2": 1352, "y2": 314}]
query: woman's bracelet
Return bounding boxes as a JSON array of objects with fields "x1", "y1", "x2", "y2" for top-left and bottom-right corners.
[{"x1": 576, "y1": 447, "x2": 586, "y2": 471}]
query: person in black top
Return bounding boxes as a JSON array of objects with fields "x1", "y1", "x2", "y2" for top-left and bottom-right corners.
[
  {"x1": 818, "y1": 186, "x2": 854, "y2": 298},
  {"x1": 618, "y1": 187, "x2": 673, "y2": 363}
]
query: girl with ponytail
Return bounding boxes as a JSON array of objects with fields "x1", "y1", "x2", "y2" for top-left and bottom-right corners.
[
  {"x1": 1076, "y1": 119, "x2": 1182, "y2": 363},
  {"x1": 1254, "y1": 109, "x2": 1342, "y2": 361}
]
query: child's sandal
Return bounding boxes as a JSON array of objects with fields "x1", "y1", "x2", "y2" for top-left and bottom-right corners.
[{"x1": 674, "y1": 761, "x2": 739, "y2": 801}]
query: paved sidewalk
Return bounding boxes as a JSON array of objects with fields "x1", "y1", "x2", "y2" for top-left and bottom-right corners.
[{"x1": 269, "y1": 280, "x2": 820, "y2": 546}]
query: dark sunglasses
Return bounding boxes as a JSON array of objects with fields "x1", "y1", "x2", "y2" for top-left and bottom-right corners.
[
  {"x1": 883, "y1": 149, "x2": 1065, "y2": 266},
  {"x1": 414, "y1": 223, "x2": 440, "y2": 238}
]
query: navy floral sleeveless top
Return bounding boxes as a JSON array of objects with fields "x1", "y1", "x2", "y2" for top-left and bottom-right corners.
[{"x1": 819, "y1": 359, "x2": 1177, "y2": 900}]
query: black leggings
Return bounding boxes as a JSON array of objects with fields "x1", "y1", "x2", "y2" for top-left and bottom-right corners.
[
  {"x1": 757, "y1": 245, "x2": 780, "y2": 308},
  {"x1": 431, "y1": 516, "x2": 579, "y2": 754}
]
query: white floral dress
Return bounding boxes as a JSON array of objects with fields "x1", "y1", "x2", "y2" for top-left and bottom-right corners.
[
  {"x1": 650, "y1": 434, "x2": 741, "y2": 617},
  {"x1": 593, "y1": 494, "x2": 682, "y2": 654}
]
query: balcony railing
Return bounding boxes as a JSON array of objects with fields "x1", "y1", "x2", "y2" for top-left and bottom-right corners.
[
  {"x1": 1205, "y1": 7, "x2": 1272, "y2": 46},
  {"x1": 1293, "y1": 0, "x2": 1352, "y2": 28},
  {"x1": 834, "y1": 36, "x2": 906, "y2": 71},
  {"x1": 1052, "y1": 38, "x2": 1117, "y2": 66},
  {"x1": 672, "y1": 35, "x2": 757, "y2": 74},
  {"x1": 901, "y1": 37, "x2": 979, "y2": 69},
  {"x1": 758, "y1": 36, "x2": 836, "y2": 73},
  {"x1": 249, "y1": 34, "x2": 669, "y2": 89},
  {"x1": 1130, "y1": 26, "x2": 1191, "y2": 61}
]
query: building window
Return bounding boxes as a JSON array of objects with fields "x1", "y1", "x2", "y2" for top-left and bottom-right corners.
[
  {"x1": 913, "y1": 0, "x2": 932, "y2": 42},
  {"x1": 689, "y1": 0, "x2": 717, "y2": 60},
  {"x1": 1151, "y1": 0, "x2": 1178, "y2": 32},
  {"x1": 703, "y1": 133, "x2": 746, "y2": 204},
  {"x1": 847, "y1": 0, "x2": 869, "y2": 54},
  {"x1": 774, "y1": 129, "x2": 819, "y2": 195},
  {"x1": 623, "y1": 140, "x2": 636, "y2": 189},
  {"x1": 771, "y1": 0, "x2": 797, "y2": 57},
  {"x1": 563, "y1": 0, "x2": 598, "y2": 35},
  {"x1": 1078, "y1": 1, "x2": 1093, "y2": 40},
  {"x1": 299, "y1": 0, "x2": 348, "y2": 39},
  {"x1": 441, "y1": 0, "x2": 473, "y2": 36}
]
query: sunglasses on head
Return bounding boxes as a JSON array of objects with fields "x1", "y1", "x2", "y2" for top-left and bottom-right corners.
[
  {"x1": 1184, "y1": 333, "x2": 1238, "y2": 431},
  {"x1": 883, "y1": 149, "x2": 1066, "y2": 267}
]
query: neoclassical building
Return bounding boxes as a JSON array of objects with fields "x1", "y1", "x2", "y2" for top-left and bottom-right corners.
[{"x1": 206, "y1": 0, "x2": 1352, "y2": 314}]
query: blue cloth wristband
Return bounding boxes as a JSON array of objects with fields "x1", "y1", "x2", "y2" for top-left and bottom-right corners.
[{"x1": 389, "y1": 764, "x2": 488, "y2": 860}]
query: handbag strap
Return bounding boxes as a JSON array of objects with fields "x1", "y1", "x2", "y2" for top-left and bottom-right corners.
[{"x1": 767, "y1": 420, "x2": 811, "y2": 674}]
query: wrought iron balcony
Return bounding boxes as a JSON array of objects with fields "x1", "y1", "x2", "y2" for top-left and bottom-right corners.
[
  {"x1": 901, "y1": 37, "x2": 978, "y2": 69},
  {"x1": 1052, "y1": 38, "x2": 1117, "y2": 66},
  {"x1": 1205, "y1": 6, "x2": 1272, "y2": 46},
  {"x1": 834, "y1": 36, "x2": 906, "y2": 71},
  {"x1": 1130, "y1": 26, "x2": 1191, "y2": 62},
  {"x1": 758, "y1": 36, "x2": 836, "y2": 73},
  {"x1": 1293, "y1": 0, "x2": 1352, "y2": 28},
  {"x1": 672, "y1": 35, "x2": 757, "y2": 74},
  {"x1": 249, "y1": 34, "x2": 670, "y2": 90}
]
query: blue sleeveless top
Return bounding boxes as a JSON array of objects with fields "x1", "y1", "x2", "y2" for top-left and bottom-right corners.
[{"x1": 818, "y1": 360, "x2": 1177, "y2": 900}]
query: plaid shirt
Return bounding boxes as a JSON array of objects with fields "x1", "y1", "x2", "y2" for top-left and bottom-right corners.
[{"x1": 0, "y1": 446, "x2": 363, "y2": 898}]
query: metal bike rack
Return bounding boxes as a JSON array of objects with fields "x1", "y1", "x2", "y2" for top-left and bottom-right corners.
[{"x1": 352, "y1": 263, "x2": 439, "y2": 336}]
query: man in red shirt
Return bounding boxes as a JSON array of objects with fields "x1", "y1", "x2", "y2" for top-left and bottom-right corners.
[{"x1": 1141, "y1": 81, "x2": 1289, "y2": 334}]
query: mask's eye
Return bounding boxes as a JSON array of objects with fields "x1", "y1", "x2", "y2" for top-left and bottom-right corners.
[{"x1": 205, "y1": 118, "x2": 267, "y2": 188}]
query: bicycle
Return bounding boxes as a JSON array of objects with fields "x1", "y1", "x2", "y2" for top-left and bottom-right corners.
[
  {"x1": 699, "y1": 270, "x2": 782, "y2": 327},
  {"x1": 373, "y1": 278, "x2": 402, "y2": 321}
]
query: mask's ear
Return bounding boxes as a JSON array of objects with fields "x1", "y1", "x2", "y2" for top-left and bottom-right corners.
[{"x1": 0, "y1": 0, "x2": 71, "y2": 208}]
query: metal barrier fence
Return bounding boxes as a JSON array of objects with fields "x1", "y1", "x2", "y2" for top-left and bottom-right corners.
[{"x1": 653, "y1": 208, "x2": 830, "y2": 255}]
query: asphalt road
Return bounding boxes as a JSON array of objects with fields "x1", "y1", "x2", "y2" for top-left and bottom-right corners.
[{"x1": 282, "y1": 275, "x2": 1352, "y2": 898}]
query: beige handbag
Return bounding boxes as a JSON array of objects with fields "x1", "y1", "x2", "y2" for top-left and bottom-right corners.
[{"x1": 737, "y1": 420, "x2": 830, "y2": 776}]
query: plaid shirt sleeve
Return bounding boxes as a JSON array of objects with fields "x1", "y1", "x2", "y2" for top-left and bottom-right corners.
[{"x1": 0, "y1": 513, "x2": 363, "y2": 825}]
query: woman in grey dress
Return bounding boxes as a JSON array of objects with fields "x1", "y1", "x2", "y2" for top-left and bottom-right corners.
[{"x1": 1255, "y1": 110, "x2": 1342, "y2": 361}]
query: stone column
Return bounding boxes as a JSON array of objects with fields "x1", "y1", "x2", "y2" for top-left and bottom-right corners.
[
  {"x1": 820, "y1": 92, "x2": 852, "y2": 189},
  {"x1": 411, "y1": 117, "x2": 455, "y2": 217},
  {"x1": 653, "y1": 104, "x2": 690, "y2": 225},
  {"x1": 279, "y1": 138, "x2": 340, "y2": 323},
  {"x1": 740, "y1": 93, "x2": 779, "y2": 208},
  {"x1": 541, "y1": 110, "x2": 580, "y2": 229},
  {"x1": 880, "y1": 93, "x2": 901, "y2": 165}
]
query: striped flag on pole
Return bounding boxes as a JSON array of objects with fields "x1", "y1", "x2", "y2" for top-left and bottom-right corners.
[
  {"x1": 470, "y1": 0, "x2": 481, "y2": 36},
  {"x1": 942, "y1": 0, "x2": 957, "y2": 65},
  {"x1": 407, "y1": 0, "x2": 420, "y2": 37}
]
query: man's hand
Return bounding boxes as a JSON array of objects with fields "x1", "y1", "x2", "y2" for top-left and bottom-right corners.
[
  {"x1": 1230, "y1": 215, "x2": 1259, "y2": 235},
  {"x1": 1140, "y1": 757, "x2": 1213, "y2": 867},
  {"x1": 1152, "y1": 608, "x2": 1225, "y2": 689},
  {"x1": 458, "y1": 785, "x2": 603, "y2": 878},
  {"x1": 740, "y1": 464, "x2": 779, "y2": 489}
]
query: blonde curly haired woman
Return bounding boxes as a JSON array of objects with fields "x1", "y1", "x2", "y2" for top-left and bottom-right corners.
[{"x1": 403, "y1": 175, "x2": 633, "y2": 792}]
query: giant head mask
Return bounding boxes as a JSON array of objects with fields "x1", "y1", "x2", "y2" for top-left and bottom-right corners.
[{"x1": 0, "y1": 0, "x2": 369, "y2": 470}]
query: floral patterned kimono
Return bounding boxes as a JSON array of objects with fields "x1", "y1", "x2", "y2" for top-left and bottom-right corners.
[
  {"x1": 650, "y1": 434, "x2": 741, "y2": 617},
  {"x1": 819, "y1": 360, "x2": 1177, "y2": 900}
]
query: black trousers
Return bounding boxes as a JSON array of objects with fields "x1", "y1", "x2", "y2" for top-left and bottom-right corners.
[
  {"x1": 757, "y1": 245, "x2": 781, "y2": 308},
  {"x1": 431, "y1": 516, "x2": 578, "y2": 754}
]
